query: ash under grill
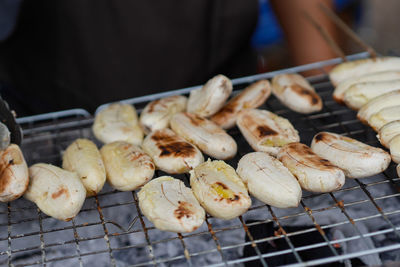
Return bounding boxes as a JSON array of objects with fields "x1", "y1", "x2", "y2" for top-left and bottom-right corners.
[{"x1": 2, "y1": 52, "x2": 400, "y2": 267}]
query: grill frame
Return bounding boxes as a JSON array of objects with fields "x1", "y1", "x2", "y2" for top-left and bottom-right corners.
[{"x1": 3, "y1": 52, "x2": 400, "y2": 266}]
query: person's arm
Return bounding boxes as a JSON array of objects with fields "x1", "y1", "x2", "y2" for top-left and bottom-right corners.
[{"x1": 270, "y1": 0, "x2": 338, "y2": 74}]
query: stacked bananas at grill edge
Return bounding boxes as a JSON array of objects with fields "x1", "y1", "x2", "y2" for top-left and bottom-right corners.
[
  {"x1": 330, "y1": 56, "x2": 400, "y2": 171},
  {"x1": 14, "y1": 62, "x2": 398, "y2": 233}
]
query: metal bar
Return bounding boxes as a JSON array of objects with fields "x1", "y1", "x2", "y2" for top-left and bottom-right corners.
[
  {"x1": 71, "y1": 218, "x2": 83, "y2": 267},
  {"x1": 205, "y1": 217, "x2": 229, "y2": 267},
  {"x1": 266, "y1": 205, "x2": 304, "y2": 264},
  {"x1": 7, "y1": 203, "x2": 11, "y2": 266},
  {"x1": 238, "y1": 216, "x2": 268, "y2": 267},
  {"x1": 300, "y1": 200, "x2": 340, "y2": 259},
  {"x1": 16, "y1": 109, "x2": 91, "y2": 124},
  {"x1": 4, "y1": 191, "x2": 399, "y2": 260},
  {"x1": 132, "y1": 192, "x2": 157, "y2": 266},
  {"x1": 8, "y1": 209, "x2": 400, "y2": 266},
  {"x1": 127, "y1": 222, "x2": 400, "y2": 267},
  {"x1": 355, "y1": 179, "x2": 400, "y2": 239},
  {"x1": 177, "y1": 233, "x2": 193, "y2": 267},
  {"x1": 318, "y1": 2, "x2": 378, "y2": 58},
  {"x1": 95, "y1": 196, "x2": 116, "y2": 267},
  {"x1": 329, "y1": 192, "x2": 379, "y2": 255},
  {"x1": 37, "y1": 208, "x2": 47, "y2": 266}
]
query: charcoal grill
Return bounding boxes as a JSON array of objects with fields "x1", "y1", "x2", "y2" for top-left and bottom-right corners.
[{"x1": 2, "y1": 52, "x2": 400, "y2": 266}]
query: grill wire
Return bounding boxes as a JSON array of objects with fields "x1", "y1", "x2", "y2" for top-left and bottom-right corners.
[{"x1": 2, "y1": 52, "x2": 400, "y2": 266}]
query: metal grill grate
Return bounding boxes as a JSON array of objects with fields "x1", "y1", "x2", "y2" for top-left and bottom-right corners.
[{"x1": 2, "y1": 52, "x2": 400, "y2": 266}]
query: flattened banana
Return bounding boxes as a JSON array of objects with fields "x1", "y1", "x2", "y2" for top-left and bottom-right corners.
[
  {"x1": 272, "y1": 73, "x2": 322, "y2": 114},
  {"x1": 311, "y1": 132, "x2": 390, "y2": 178},
  {"x1": 139, "y1": 95, "x2": 187, "y2": 134},
  {"x1": 357, "y1": 90, "x2": 400, "y2": 123},
  {"x1": 62, "y1": 138, "x2": 106, "y2": 196},
  {"x1": 343, "y1": 79, "x2": 400, "y2": 110},
  {"x1": 138, "y1": 176, "x2": 205, "y2": 233},
  {"x1": 100, "y1": 141, "x2": 155, "y2": 191},
  {"x1": 236, "y1": 109, "x2": 300, "y2": 156},
  {"x1": 333, "y1": 70, "x2": 400, "y2": 104},
  {"x1": 329, "y1": 57, "x2": 400, "y2": 86},
  {"x1": 142, "y1": 128, "x2": 204, "y2": 174},
  {"x1": 187, "y1": 75, "x2": 232, "y2": 117},
  {"x1": 0, "y1": 144, "x2": 29, "y2": 202},
  {"x1": 368, "y1": 106, "x2": 400, "y2": 132},
  {"x1": 190, "y1": 159, "x2": 251, "y2": 220},
  {"x1": 236, "y1": 152, "x2": 301, "y2": 208},
  {"x1": 210, "y1": 80, "x2": 271, "y2": 129},
  {"x1": 378, "y1": 120, "x2": 400, "y2": 148},
  {"x1": 389, "y1": 135, "x2": 400, "y2": 163},
  {"x1": 170, "y1": 112, "x2": 237, "y2": 160},
  {"x1": 278, "y1": 143, "x2": 345, "y2": 193},
  {"x1": 25, "y1": 164, "x2": 86, "y2": 221},
  {"x1": 92, "y1": 103, "x2": 143, "y2": 145}
]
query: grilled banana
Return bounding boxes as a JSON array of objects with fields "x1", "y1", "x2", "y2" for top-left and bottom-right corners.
[
  {"x1": 187, "y1": 75, "x2": 232, "y2": 117},
  {"x1": 389, "y1": 135, "x2": 400, "y2": 163},
  {"x1": 139, "y1": 95, "x2": 187, "y2": 134},
  {"x1": 357, "y1": 90, "x2": 400, "y2": 124},
  {"x1": 100, "y1": 141, "x2": 155, "y2": 191},
  {"x1": 277, "y1": 143, "x2": 345, "y2": 193},
  {"x1": 272, "y1": 73, "x2": 322, "y2": 114},
  {"x1": 142, "y1": 128, "x2": 204, "y2": 174},
  {"x1": 62, "y1": 138, "x2": 106, "y2": 196},
  {"x1": 236, "y1": 152, "x2": 301, "y2": 208},
  {"x1": 0, "y1": 144, "x2": 29, "y2": 202},
  {"x1": 170, "y1": 112, "x2": 237, "y2": 160},
  {"x1": 343, "y1": 80, "x2": 400, "y2": 110},
  {"x1": 368, "y1": 106, "x2": 400, "y2": 132},
  {"x1": 92, "y1": 103, "x2": 143, "y2": 146},
  {"x1": 236, "y1": 109, "x2": 300, "y2": 156},
  {"x1": 190, "y1": 159, "x2": 251, "y2": 220},
  {"x1": 311, "y1": 132, "x2": 391, "y2": 178},
  {"x1": 329, "y1": 57, "x2": 400, "y2": 86},
  {"x1": 25, "y1": 163, "x2": 86, "y2": 221},
  {"x1": 333, "y1": 70, "x2": 400, "y2": 104},
  {"x1": 378, "y1": 120, "x2": 400, "y2": 148},
  {"x1": 138, "y1": 176, "x2": 205, "y2": 233},
  {"x1": 210, "y1": 80, "x2": 271, "y2": 129}
]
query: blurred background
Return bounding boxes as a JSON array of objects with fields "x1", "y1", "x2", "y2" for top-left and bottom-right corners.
[
  {"x1": 0, "y1": 0, "x2": 399, "y2": 116},
  {"x1": 253, "y1": 0, "x2": 400, "y2": 73}
]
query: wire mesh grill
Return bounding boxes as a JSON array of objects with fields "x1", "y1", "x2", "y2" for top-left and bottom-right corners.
[{"x1": 2, "y1": 52, "x2": 400, "y2": 266}]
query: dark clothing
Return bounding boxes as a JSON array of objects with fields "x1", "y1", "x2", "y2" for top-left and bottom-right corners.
[{"x1": 0, "y1": 0, "x2": 258, "y2": 115}]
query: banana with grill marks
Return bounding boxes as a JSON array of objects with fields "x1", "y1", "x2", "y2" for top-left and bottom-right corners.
[
  {"x1": 187, "y1": 75, "x2": 232, "y2": 117},
  {"x1": 138, "y1": 176, "x2": 205, "y2": 233},
  {"x1": 190, "y1": 160, "x2": 251, "y2": 220},
  {"x1": 25, "y1": 164, "x2": 86, "y2": 221},
  {"x1": 139, "y1": 95, "x2": 187, "y2": 134},
  {"x1": 311, "y1": 132, "x2": 391, "y2": 178},
  {"x1": 210, "y1": 80, "x2": 271, "y2": 129},
  {"x1": 170, "y1": 112, "x2": 237, "y2": 160},
  {"x1": 236, "y1": 109, "x2": 300, "y2": 156},
  {"x1": 142, "y1": 128, "x2": 204, "y2": 174},
  {"x1": 272, "y1": 73, "x2": 322, "y2": 114},
  {"x1": 100, "y1": 141, "x2": 155, "y2": 191},
  {"x1": 278, "y1": 142, "x2": 345, "y2": 193}
]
